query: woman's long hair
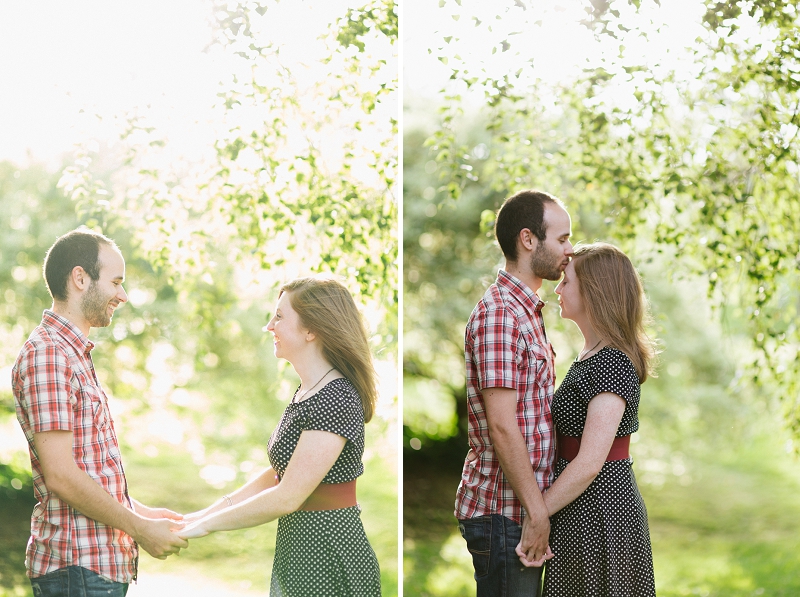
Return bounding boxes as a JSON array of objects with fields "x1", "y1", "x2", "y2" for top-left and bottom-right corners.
[
  {"x1": 572, "y1": 243, "x2": 658, "y2": 383},
  {"x1": 280, "y1": 276, "x2": 378, "y2": 422}
]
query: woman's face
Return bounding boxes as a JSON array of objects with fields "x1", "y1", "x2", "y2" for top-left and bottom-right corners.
[
  {"x1": 265, "y1": 292, "x2": 309, "y2": 361},
  {"x1": 554, "y1": 260, "x2": 584, "y2": 321}
]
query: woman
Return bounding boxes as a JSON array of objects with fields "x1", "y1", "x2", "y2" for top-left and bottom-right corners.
[
  {"x1": 179, "y1": 276, "x2": 381, "y2": 596},
  {"x1": 530, "y1": 243, "x2": 657, "y2": 596}
]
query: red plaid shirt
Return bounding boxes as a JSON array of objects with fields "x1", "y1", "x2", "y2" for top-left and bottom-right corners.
[
  {"x1": 455, "y1": 270, "x2": 556, "y2": 524},
  {"x1": 12, "y1": 310, "x2": 137, "y2": 582}
]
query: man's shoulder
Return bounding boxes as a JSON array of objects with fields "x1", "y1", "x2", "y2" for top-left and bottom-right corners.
[
  {"x1": 14, "y1": 325, "x2": 70, "y2": 369},
  {"x1": 471, "y1": 282, "x2": 525, "y2": 321},
  {"x1": 475, "y1": 281, "x2": 516, "y2": 312},
  {"x1": 466, "y1": 283, "x2": 523, "y2": 340}
]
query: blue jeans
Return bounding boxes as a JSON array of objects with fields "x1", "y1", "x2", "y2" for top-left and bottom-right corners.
[
  {"x1": 459, "y1": 515, "x2": 543, "y2": 597},
  {"x1": 30, "y1": 566, "x2": 129, "y2": 597}
]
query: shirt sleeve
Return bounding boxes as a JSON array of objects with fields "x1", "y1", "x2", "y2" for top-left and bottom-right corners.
[
  {"x1": 17, "y1": 343, "x2": 75, "y2": 433},
  {"x1": 303, "y1": 382, "x2": 364, "y2": 444},
  {"x1": 589, "y1": 349, "x2": 640, "y2": 404},
  {"x1": 469, "y1": 303, "x2": 519, "y2": 391}
]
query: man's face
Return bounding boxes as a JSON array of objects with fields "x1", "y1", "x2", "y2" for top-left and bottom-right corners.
[
  {"x1": 80, "y1": 244, "x2": 127, "y2": 328},
  {"x1": 530, "y1": 203, "x2": 573, "y2": 281}
]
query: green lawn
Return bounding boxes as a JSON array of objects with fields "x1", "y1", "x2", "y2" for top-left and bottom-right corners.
[{"x1": 403, "y1": 431, "x2": 800, "y2": 597}]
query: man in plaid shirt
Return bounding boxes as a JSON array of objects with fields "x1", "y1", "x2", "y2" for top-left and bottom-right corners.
[
  {"x1": 12, "y1": 228, "x2": 188, "y2": 597},
  {"x1": 455, "y1": 191, "x2": 573, "y2": 597}
]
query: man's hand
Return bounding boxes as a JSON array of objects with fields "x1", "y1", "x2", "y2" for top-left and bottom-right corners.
[
  {"x1": 132, "y1": 499, "x2": 183, "y2": 522},
  {"x1": 131, "y1": 517, "x2": 188, "y2": 560},
  {"x1": 482, "y1": 388, "x2": 553, "y2": 566},
  {"x1": 516, "y1": 514, "x2": 552, "y2": 566},
  {"x1": 515, "y1": 542, "x2": 553, "y2": 568}
]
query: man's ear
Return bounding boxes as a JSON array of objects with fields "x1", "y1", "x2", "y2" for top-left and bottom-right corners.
[
  {"x1": 69, "y1": 266, "x2": 90, "y2": 293},
  {"x1": 518, "y1": 228, "x2": 537, "y2": 253}
]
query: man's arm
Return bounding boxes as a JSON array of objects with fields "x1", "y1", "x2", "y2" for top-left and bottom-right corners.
[
  {"x1": 34, "y1": 430, "x2": 188, "y2": 559},
  {"x1": 483, "y1": 387, "x2": 551, "y2": 564}
]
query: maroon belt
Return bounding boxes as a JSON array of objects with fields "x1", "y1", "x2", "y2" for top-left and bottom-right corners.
[
  {"x1": 276, "y1": 476, "x2": 358, "y2": 511},
  {"x1": 556, "y1": 432, "x2": 630, "y2": 462}
]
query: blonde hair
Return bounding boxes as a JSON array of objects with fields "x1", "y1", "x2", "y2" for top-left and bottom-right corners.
[
  {"x1": 280, "y1": 276, "x2": 378, "y2": 422},
  {"x1": 572, "y1": 243, "x2": 658, "y2": 383}
]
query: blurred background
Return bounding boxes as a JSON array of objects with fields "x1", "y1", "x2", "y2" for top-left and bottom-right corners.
[
  {"x1": 0, "y1": 1, "x2": 397, "y2": 596},
  {"x1": 403, "y1": 1, "x2": 800, "y2": 596}
]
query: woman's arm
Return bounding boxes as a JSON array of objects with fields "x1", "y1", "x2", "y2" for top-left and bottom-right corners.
[
  {"x1": 178, "y1": 429, "x2": 346, "y2": 538},
  {"x1": 543, "y1": 392, "x2": 626, "y2": 516},
  {"x1": 181, "y1": 466, "x2": 280, "y2": 523}
]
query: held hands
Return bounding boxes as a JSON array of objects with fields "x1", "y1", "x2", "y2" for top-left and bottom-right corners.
[
  {"x1": 132, "y1": 516, "x2": 188, "y2": 560},
  {"x1": 177, "y1": 518, "x2": 211, "y2": 540},
  {"x1": 177, "y1": 493, "x2": 234, "y2": 537},
  {"x1": 515, "y1": 514, "x2": 554, "y2": 568},
  {"x1": 515, "y1": 543, "x2": 554, "y2": 568}
]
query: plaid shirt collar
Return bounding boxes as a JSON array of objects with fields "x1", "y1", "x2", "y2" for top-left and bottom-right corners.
[
  {"x1": 41, "y1": 310, "x2": 95, "y2": 357},
  {"x1": 496, "y1": 269, "x2": 546, "y2": 316}
]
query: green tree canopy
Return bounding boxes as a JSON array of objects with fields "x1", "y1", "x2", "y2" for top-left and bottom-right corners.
[
  {"x1": 415, "y1": 0, "x2": 800, "y2": 439},
  {"x1": 59, "y1": 0, "x2": 398, "y2": 344}
]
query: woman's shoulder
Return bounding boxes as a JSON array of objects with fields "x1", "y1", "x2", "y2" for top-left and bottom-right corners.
[
  {"x1": 590, "y1": 347, "x2": 638, "y2": 378},
  {"x1": 309, "y1": 377, "x2": 365, "y2": 430},
  {"x1": 596, "y1": 345, "x2": 631, "y2": 361},
  {"x1": 314, "y1": 377, "x2": 361, "y2": 405}
]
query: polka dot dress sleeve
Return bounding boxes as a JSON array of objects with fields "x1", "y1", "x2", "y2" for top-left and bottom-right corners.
[
  {"x1": 303, "y1": 379, "x2": 364, "y2": 443},
  {"x1": 589, "y1": 348, "x2": 640, "y2": 403}
]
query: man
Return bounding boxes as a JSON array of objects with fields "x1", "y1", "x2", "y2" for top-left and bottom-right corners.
[
  {"x1": 455, "y1": 190, "x2": 573, "y2": 596},
  {"x1": 12, "y1": 228, "x2": 188, "y2": 597}
]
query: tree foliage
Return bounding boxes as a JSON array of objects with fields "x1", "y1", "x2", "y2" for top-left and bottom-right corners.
[
  {"x1": 59, "y1": 0, "x2": 398, "y2": 345},
  {"x1": 417, "y1": 0, "x2": 800, "y2": 438}
]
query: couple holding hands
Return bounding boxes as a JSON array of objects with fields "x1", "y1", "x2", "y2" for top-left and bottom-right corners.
[
  {"x1": 12, "y1": 229, "x2": 380, "y2": 596},
  {"x1": 456, "y1": 190, "x2": 658, "y2": 597}
]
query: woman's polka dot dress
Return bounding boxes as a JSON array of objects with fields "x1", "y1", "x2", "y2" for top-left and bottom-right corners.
[
  {"x1": 543, "y1": 347, "x2": 656, "y2": 597},
  {"x1": 267, "y1": 377, "x2": 381, "y2": 597}
]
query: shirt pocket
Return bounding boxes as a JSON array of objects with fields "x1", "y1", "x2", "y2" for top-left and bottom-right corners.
[
  {"x1": 527, "y1": 341, "x2": 554, "y2": 390},
  {"x1": 515, "y1": 322, "x2": 538, "y2": 373},
  {"x1": 83, "y1": 383, "x2": 109, "y2": 431},
  {"x1": 72, "y1": 375, "x2": 110, "y2": 461}
]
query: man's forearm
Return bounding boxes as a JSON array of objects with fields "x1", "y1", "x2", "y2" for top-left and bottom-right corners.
[
  {"x1": 492, "y1": 424, "x2": 548, "y2": 520},
  {"x1": 46, "y1": 465, "x2": 142, "y2": 538},
  {"x1": 34, "y1": 430, "x2": 186, "y2": 558}
]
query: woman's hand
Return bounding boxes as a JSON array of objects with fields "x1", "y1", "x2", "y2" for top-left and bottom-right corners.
[
  {"x1": 515, "y1": 543, "x2": 553, "y2": 567},
  {"x1": 176, "y1": 519, "x2": 211, "y2": 540}
]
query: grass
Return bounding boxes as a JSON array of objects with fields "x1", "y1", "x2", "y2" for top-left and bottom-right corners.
[
  {"x1": 403, "y1": 431, "x2": 800, "y2": 596},
  {"x1": 0, "y1": 436, "x2": 397, "y2": 597}
]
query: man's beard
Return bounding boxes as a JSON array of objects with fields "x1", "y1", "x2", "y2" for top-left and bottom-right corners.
[
  {"x1": 81, "y1": 281, "x2": 112, "y2": 328},
  {"x1": 530, "y1": 241, "x2": 563, "y2": 281}
]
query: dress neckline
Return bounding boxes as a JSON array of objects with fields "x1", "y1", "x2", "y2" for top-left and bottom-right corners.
[
  {"x1": 290, "y1": 376, "x2": 347, "y2": 405},
  {"x1": 575, "y1": 345, "x2": 611, "y2": 363}
]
